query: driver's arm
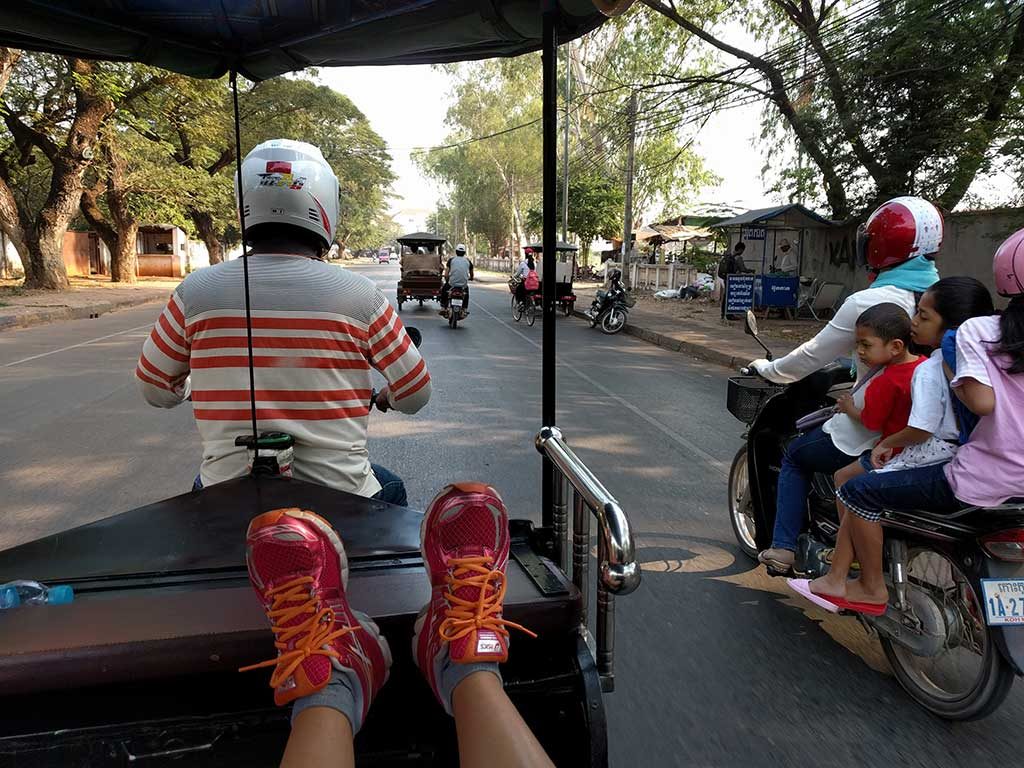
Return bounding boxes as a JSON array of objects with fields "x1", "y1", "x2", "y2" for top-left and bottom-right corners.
[
  {"x1": 366, "y1": 294, "x2": 431, "y2": 413},
  {"x1": 135, "y1": 290, "x2": 191, "y2": 407},
  {"x1": 756, "y1": 293, "x2": 863, "y2": 383}
]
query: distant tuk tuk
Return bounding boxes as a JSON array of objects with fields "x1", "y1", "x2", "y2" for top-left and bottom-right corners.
[
  {"x1": 0, "y1": 2, "x2": 640, "y2": 766},
  {"x1": 527, "y1": 241, "x2": 579, "y2": 315},
  {"x1": 396, "y1": 232, "x2": 446, "y2": 311}
]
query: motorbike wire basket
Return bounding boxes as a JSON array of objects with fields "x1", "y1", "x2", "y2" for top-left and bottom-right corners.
[
  {"x1": 621, "y1": 292, "x2": 636, "y2": 307},
  {"x1": 727, "y1": 377, "x2": 784, "y2": 424}
]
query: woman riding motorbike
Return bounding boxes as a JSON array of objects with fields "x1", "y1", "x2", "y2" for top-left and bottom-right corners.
[{"x1": 748, "y1": 196, "x2": 943, "y2": 571}]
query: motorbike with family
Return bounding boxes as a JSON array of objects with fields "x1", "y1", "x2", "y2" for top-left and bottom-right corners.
[{"x1": 727, "y1": 196, "x2": 1024, "y2": 720}]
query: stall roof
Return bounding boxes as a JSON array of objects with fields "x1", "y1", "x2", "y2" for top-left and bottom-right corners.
[
  {"x1": 711, "y1": 204, "x2": 834, "y2": 229},
  {"x1": 0, "y1": 1, "x2": 608, "y2": 81},
  {"x1": 526, "y1": 241, "x2": 578, "y2": 252}
]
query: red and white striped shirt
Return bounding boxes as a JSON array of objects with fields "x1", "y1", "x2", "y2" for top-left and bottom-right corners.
[{"x1": 135, "y1": 254, "x2": 431, "y2": 496}]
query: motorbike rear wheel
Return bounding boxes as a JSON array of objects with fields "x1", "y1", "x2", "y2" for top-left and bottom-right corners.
[
  {"x1": 526, "y1": 301, "x2": 537, "y2": 327},
  {"x1": 600, "y1": 307, "x2": 626, "y2": 334},
  {"x1": 880, "y1": 547, "x2": 1014, "y2": 720},
  {"x1": 727, "y1": 447, "x2": 759, "y2": 560}
]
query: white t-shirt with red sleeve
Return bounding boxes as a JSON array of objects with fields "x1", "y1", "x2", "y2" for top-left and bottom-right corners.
[{"x1": 135, "y1": 253, "x2": 431, "y2": 497}]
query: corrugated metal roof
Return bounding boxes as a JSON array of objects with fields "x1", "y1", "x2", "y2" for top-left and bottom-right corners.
[{"x1": 711, "y1": 204, "x2": 834, "y2": 228}]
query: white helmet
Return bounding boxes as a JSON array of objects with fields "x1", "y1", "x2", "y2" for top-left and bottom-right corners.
[
  {"x1": 237, "y1": 139, "x2": 339, "y2": 249},
  {"x1": 455, "y1": 243, "x2": 467, "y2": 255}
]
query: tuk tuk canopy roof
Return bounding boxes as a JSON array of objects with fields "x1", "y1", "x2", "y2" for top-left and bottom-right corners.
[
  {"x1": 397, "y1": 233, "x2": 448, "y2": 251},
  {"x1": 0, "y1": 1, "x2": 608, "y2": 80}
]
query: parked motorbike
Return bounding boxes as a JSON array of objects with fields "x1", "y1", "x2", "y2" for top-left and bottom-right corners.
[
  {"x1": 727, "y1": 311, "x2": 1024, "y2": 720},
  {"x1": 586, "y1": 272, "x2": 633, "y2": 335}
]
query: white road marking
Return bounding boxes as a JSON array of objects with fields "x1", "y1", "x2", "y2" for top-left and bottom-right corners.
[
  {"x1": 4, "y1": 323, "x2": 153, "y2": 367},
  {"x1": 474, "y1": 300, "x2": 729, "y2": 478}
]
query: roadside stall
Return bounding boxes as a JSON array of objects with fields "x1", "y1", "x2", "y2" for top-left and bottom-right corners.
[{"x1": 711, "y1": 204, "x2": 835, "y2": 316}]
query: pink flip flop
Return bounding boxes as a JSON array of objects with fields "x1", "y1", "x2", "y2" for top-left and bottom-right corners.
[
  {"x1": 820, "y1": 594, "x2": 887, "y2": 616},
  {"x1": 786, "y1": 578, "x2": 840, "y2": 613}
]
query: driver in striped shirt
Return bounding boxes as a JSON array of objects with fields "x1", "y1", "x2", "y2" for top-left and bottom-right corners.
[{"x1": 134, "y1": 139, "x2": 430, "y2": 505}]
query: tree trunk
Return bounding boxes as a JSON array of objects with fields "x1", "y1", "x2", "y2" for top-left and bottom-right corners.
[
  {"x1": 23, "y1": 222, "x2": 71, "y2": 290},
  {"x1": 110, "y1": 223, "x2": 139, "y2": 283},
  {"x1": 190, "y1": 209, "x2": 223, "y2": 264}
]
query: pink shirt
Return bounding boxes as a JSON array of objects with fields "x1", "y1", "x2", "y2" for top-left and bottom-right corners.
[{"x1": 945, "y1": 315, "x2": 1024, "y2": 507}]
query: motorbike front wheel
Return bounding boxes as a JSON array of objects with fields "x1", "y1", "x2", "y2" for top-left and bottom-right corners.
[
  {"x1": 728, "y1": 447, "x2": 759, "y2": 560},
  {"x1": 600, "y1": 307, "x2": 626, "y2": 334},
  {"x1": 879, "y1": 547, "x2": 1015, "y2": 720}
]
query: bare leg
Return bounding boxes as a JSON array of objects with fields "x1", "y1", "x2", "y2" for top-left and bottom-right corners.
[
  {"x1": 453, "y1": 671, "x2": 554, "y2": 768},
  {"x1": 281, "y1": 706, "x2": 355, "y2": 768},
  {"x1": 845, "y1": 516, "x2": 888, "y2": 604},
  {"x1": 810, "y1": 506, "x2": 856, "y2": 598}
]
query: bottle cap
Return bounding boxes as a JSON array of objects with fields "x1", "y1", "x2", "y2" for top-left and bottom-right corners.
[{"x1": 48, "y1": 585, "x2": 74, "y2": 605}]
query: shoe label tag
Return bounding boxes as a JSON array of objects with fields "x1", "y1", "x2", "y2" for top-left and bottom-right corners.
[{"x1": 476, "y1": 633, "x2": 501, "y2": 654}]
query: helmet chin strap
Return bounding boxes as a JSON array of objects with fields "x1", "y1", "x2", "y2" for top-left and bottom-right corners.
[{"x1": 231, "y1": 70, "x2": 260, "y2": 460}]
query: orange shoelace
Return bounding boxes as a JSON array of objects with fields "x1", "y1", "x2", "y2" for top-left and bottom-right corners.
[
  {"x1": 239, "y1": 575, "x2": 360, "y2": 687},
  {"x1": 437, "y1": 556, "x2": 537, "y2": 643}
]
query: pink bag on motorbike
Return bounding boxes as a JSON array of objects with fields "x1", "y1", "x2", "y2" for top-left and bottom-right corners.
[{"x1": 524, "y1": 269, "x2": 540, "y2": 291}]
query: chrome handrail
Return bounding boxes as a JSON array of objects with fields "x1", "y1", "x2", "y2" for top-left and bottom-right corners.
[
  {"x1": 536, "y1": 427, "x2": 640, "y2": 595},
  {"x1": 535, "y1": 426, "x2": 641, "y2": 691}
]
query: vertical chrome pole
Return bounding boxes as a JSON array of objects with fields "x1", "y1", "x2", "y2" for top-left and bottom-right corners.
[
  {"x1": 552, "y1": 471, "x2": 569, "y2": 570},
  {"x1": 572, "y1": 489, "x2": 590, "y2": 626},
  {"x1": 596, "y1": 531, "x2": 615, "y2": 692}
]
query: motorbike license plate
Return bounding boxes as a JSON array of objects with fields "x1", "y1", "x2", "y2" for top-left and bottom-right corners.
[{"x1": 980, "y1": 579, "x2": 1024, "y2": 626}]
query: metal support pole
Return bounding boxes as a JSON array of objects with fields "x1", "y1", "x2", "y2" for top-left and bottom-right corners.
[
  {"x1": 619, "y1": 91, "x2": 637, "y2": 290},
  {"x1": 572, "y1": 489, "x2": 590, "y2": 626},
  {"x1": 596, "y1": 531, "x2": 615, "y2": 691},
  {"x1": 541, "y1": 4, "x2": 558, "y2": 526},
  {"x1": 553, "y1": 472, "x2": 569, "y2": 570}
]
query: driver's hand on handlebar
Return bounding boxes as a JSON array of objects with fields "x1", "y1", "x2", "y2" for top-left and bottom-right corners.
[{"x1": 747, "y1": 359, "x2": 772, "y2": 378}]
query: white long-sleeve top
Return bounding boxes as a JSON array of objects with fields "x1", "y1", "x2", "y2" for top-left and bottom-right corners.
[
  {"x1": 757, "y1": 284, "x2": 918, "y2": 456},
  {"x1": 135, "y1": 254, "x2": 431, "y2": 496}
]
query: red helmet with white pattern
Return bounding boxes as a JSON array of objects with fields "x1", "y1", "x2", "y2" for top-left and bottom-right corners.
[
  {"x1": 856, "y1": 196, "x2": 944, "y2": 272},
  {"x1": 993, "y1": 228, "x2": 1024, "y2": 298}
]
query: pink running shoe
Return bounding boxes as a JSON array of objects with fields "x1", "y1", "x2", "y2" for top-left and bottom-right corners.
[
  {"x1": 240, "y1": 508, "x2": 391, "y2": 715},
  {"x1": 413, "y1": 483, "x2": 535, "y2": 703}
]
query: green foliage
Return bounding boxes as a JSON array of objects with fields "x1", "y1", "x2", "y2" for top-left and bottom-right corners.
[
  {"x1": 748, "y1": 0, "x2": 1024, "y2": 214},
  {"x1": 525, "y1": 171, "x2": 623, "y2": 256}
]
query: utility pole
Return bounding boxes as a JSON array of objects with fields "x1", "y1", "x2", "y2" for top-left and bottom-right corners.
[
  {"x1": 620, "y1": 91, "x2": 637, "y2": 290},
  {"x1": 562, "y1": 43, "x2": 571, "y2": 244}
]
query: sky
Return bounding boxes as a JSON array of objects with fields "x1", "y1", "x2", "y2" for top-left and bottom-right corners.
[{"x1": 318, "y1": 63, "x2": 775, "y2": 226}]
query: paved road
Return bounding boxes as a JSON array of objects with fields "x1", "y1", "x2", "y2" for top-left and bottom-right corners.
[{"x1": 1, "y1": 262, "x2": 1020, "y2": 766}]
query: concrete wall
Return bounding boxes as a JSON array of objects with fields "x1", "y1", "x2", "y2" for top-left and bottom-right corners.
[{"x1": 798, "y1": 208, "x2": 1024, "y2": 306}]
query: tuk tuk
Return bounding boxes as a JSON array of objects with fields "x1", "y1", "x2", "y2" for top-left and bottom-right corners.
[
  {"x1": 396, "y1": 232, "x2": 446, "y2": 311},
  {"x1": 0, "y1": 1, "x2": 640, "y2": 765},
  {"x1": 526, "y1": 241, "x2": 580, "y2": 315}
]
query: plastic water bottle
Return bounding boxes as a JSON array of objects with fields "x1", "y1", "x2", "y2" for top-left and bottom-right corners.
[{"x1": 0, "y1": 580, "x2": 74, "y2": 610}]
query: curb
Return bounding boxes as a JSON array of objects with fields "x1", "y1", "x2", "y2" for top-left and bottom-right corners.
[
  {"x1": 0, "y1": 293, "x2": 166, "y2": 331},
  {"x1": 571, "y1": 309, "x2": 747, "y2": 370}
]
